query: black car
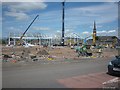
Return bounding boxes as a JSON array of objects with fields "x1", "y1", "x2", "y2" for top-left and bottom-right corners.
[{"x1": 108, "y1": 56, "x2": 120, "y2": 76}]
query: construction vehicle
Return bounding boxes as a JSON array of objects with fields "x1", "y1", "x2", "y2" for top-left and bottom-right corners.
[
  {"x1": 17, "y1": 15, "x2": 39, "y2": 46},
  {"x1": 75, "y1": 35, "x2": 93, "y2": 57}
]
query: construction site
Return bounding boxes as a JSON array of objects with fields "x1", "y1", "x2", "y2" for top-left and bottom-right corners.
[
  {"x1": 2, "y1": 18, "x2": 119, "y2": 66},
  {"x1": 2, "y1": 3, "x2": 119, "y2": 66},
  {"x1": 2, "y1": 1, "x2": 120, "y2": 89}
]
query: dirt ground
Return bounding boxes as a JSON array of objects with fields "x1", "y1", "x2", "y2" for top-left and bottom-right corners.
[{"x1": 2, "y1": 45, "x2": 118, "y2": 61}]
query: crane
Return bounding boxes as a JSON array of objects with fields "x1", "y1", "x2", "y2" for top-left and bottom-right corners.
[{"x1": 18, "y1": 15, "x2": 39, "y2": 45}]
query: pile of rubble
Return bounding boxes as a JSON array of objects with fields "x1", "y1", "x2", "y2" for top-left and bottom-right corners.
[
  {"x1": 37, "y1": 49, "x2": 49, "y2": 56},
  {"x1": 2, "y1": 45, "x2": 118, "y2": 64},
  {"x1": 2, "y1": 46, "x2": 50, "y2": 63}
]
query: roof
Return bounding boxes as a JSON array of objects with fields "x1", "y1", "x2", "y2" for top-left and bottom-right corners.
[
  {"x1": 97, "y1": 36, "x2": 117, "y2": 41},
  {"x1": 86, "y1": 36, "x2": 118, "y2": 45}
]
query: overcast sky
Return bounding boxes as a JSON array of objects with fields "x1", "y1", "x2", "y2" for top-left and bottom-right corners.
[{"x1": 1, "y1": 0, "x2": 119, "y2": 38}]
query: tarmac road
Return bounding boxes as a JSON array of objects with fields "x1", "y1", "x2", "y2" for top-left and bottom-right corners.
[{"x1": 2, "y1": 57, "x2": 117, "y2": 88}]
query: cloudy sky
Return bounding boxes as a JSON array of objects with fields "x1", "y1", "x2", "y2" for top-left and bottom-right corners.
[{"x1": 2, "y1": 0, "x2": 119, "y2": 39}]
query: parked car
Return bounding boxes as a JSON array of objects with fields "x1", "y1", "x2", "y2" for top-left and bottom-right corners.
[{"x1": 108, "y1": 56, "x2": 120, "y2": 76}]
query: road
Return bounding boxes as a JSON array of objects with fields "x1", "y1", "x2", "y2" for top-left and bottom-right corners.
[{"x1": 2, "y1": 57, "x2": 117, "y2": 88}]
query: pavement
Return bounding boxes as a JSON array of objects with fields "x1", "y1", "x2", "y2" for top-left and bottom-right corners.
[{"x1": 58, "y1": 72, "x2": 119, "y2": 88}]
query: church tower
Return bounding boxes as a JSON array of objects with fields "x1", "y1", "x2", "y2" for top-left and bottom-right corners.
[{"x1": 93, "y1": 21, "x2": 97, "y2": 46}]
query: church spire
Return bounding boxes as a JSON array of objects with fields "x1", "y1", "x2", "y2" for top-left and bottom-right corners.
[
  {"x1": 93, "y1": 20, "x2": 96, "y2": 31},
  {"x1": 93, "y1": 21, "x2": 97, "y2": 46}
]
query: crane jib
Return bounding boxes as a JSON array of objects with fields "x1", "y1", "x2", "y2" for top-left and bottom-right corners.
[{"x1": 20, "y1": 15, "x2": 39, "y2": 40}]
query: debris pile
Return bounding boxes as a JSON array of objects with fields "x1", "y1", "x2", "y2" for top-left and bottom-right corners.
[
  {"x1": 20, "y1": 48, "x2": 31, "y2": 62},
  {"x1": 2, "y1": 45, "x2": 118, "y2": 65},
  {"x1": 37, "y1": 49, "x2": 49, "y2": 56}
]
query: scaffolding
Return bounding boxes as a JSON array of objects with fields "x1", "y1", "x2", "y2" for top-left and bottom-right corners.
[
  {"x1": 8, "y1": 32, "x2": 53, "y2": 46},
  {"x1": 8, "y1": 32, "x2": 83, "y2": 46}
]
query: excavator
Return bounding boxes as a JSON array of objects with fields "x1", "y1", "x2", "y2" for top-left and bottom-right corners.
[
  {"x1": 75, "y1": 35, "x2": 93, "y2": 57},
  {"x1": 17, "y1": 15, "x2": 39, "y2": 46}
]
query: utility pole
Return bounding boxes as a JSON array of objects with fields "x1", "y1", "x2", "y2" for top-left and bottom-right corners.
[
  {"x1": 61, "y1": 1, "x2": 65, "y2": 46},
  {"x1": 118, "y1": 1, "x2": 120, "y2": 56}
]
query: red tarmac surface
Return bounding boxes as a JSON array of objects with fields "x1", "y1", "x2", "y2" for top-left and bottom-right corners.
[{"x1": 57, "y1": 72, "x2": 117, "y2": 88}]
